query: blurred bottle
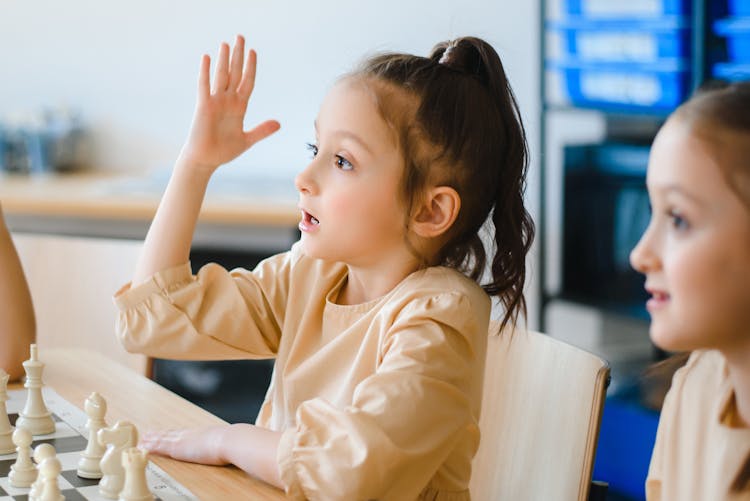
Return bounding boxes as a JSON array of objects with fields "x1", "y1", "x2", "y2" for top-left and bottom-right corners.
[{"x1": 0, "y1": 108, "x2": 89, "y2": 174}]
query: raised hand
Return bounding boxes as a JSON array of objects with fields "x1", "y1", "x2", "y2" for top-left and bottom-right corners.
[{"x1": 177, "y1": 35, "x2": 280, "y2": 176}]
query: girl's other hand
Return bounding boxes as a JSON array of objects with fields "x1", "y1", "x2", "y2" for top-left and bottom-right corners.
[
  {"x1": 140, "y1": 427, "x2": 229, "y2": 466},
  {"x1": 178, "y1": 35, "x2": 280, "y2": 177}
]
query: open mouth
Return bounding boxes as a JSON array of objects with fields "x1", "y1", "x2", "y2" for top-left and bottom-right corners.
[
  {"x1": 645, "y1": 287, "x2": 670, "y2": 310},
  {"x1": 304, "y1": 211, "x2": 320, "y2": 226}
]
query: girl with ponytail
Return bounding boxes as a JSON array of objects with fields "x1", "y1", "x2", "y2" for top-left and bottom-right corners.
[
  {"x1": 630, "y1": 82, "x2": 750, "y2": 500},
  {"x1": 116, "y1": 34, "x2": 532, "y2": 500}
]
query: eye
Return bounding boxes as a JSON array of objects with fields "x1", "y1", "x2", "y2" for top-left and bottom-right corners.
[
  {"x1": 667, "y1": 209, "x2": 690, "y2": 231},
  {"x1": 335, "y1": 155, "x2": 354, "y2": 171},
  {"x1": 306, "y1": 143, "x2": 318, "y2": 158}
]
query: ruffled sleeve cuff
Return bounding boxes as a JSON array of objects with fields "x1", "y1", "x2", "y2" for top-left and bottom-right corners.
[
  {"x1": 113, "y1": 262, "x2": 193, "y2": 310},
  {"x1": 277, "y1": 427, "x2": 307, "y2": 500}
]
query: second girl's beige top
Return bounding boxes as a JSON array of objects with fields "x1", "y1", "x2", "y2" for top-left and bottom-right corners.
[
  {"x1": 114, "y1": 243, "x2": 491, "y2": 501},
  {"x1": 646, "y1": 350, "x2": 750, "y2": 500}
]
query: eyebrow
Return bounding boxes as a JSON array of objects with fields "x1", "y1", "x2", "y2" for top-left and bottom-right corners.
[
  {"x1": 313, "y1": 120, "x2": 374, "y2": 156},
  {"x1": 649, "y1": 183, "x2": 705, "y2": 206}
]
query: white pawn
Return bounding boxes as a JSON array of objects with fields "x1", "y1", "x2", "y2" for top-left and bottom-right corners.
[
  {"x1": 119, "y1": 448, "x2": 154, "y2": 501},
  {"x1": 29, "y1": 443, "x2": 56, "y2": 501},
  {"x1": 16, "y1": 344, "x2": 55, "y2": 435},
  {"x1": 0, "y1": 369, "x2": 15, "y2": 453},
  {"x1": 9, "y1": 427, "x2": 37, "y2": 487},
  {"x1": 98, "y1": 420, "x2": 139, "y2": 499},
  {"x1": 38, "y1": 456, "x2": 64, "y2": 501},
  {"x1": 77, "y1": 391, "x2": 108, "y2": 479}
]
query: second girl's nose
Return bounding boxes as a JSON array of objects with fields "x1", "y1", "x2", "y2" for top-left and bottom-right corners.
[{"x1": 630, "y1": 225, "x2": 659, "y2": 274}]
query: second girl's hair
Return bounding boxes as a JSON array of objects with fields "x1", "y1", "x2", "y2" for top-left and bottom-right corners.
[
  {"x1": 674, "y1": 81, "x2": 750, "y2": 208},
  {"x1": 351, "y1": 37, "x2": 535, "y2": 332}
]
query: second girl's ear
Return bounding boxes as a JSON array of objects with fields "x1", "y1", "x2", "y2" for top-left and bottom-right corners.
[{"x1": 411, "y1": 186, "x2": 461, "y2": 239}]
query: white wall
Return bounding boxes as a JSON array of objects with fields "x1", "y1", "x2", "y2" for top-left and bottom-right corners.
[{"x1": 1, "y1": 0, "x2": 541, "y2": 326}]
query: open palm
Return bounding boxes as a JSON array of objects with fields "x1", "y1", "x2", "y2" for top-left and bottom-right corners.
[{"x1": 179, "y1": 35, "x2": 280, "y2": 174}]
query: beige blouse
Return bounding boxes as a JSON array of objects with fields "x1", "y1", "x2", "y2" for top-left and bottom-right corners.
[
  {"x1": 646, "y1": 350, "x2": 750, "y2": 500},
  {"x1": 114, "y1": 243, "x2": 491, "y2": 500}
]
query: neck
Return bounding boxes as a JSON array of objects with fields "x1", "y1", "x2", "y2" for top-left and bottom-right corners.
[
  {"x1": 722, "y1": 343, "x2": 750, "y2": 427},
  {"x1": 339, "y1": 255, "x2": 422, "y2": 305}
]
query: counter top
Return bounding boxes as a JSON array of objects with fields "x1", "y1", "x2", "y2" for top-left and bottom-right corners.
[
  {"x1": 0, "y1": 170, "x2": 300, "y2": 226},
  {"x1": 0, "y1": 171, "x2": 301, "y2": 249}
]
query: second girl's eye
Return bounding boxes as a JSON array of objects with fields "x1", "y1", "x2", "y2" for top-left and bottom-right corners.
[
  {"x1": 306, "y1": 143, "x2": 318, "y2": 157},
  {"x1": 667, "y1": 209, "x2": 690, "y2": 232},
  {"x1": 335, "y1": 155, "x2": 354, "y2": 171}
]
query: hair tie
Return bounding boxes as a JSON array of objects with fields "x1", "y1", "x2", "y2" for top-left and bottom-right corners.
[{"x1": 438, "y1": 45, "x2": 455, "y2": 65}]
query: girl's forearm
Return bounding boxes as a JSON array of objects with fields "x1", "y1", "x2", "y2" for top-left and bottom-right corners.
[
  {"x1": 132, "y1": 160, "x2": 212, "y2": 284},
  {"x1": 219, "y1": 424, "x2": 284, "y2": 489},
  {"x1": 0, "y1": 209, "x2": 36, "y2": 380}
]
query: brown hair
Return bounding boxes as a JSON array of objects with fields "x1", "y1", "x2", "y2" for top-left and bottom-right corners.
[
  {"x1": 674, "y1": 81, "x2": 750, "y2": 210},
  {"x1": 350, "y1": 36, "x2": 534, "y2": 332},
  {"x1": 663, "y1": 81, "x2": 750, "y2": 493}
]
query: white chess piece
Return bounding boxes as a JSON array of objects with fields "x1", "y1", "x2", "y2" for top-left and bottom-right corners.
[
  {"x1": 16, "y1": 344, "x2": 55, "y2": 435},
  {"x1": 0, "y1": 369, "x2": 15, "y2": 453},
  {"x1": 77, "y1": 391, "x2": 108, "y2": 479},
  {"x1": 9, "y1": 427, "x2": 37, "y2": 487},
  {"x1": 29, "y1": 443, "x2": 56, "y2": 501},
  {"x1": 37, "y1": 456, "x2": 64, "y2": 501},
  {"x1": 119, "y1": 447, "x2": 154, "y2": 501},
  {"x1": 98, "y1": 420, "x2": 139, "y2": 499}
]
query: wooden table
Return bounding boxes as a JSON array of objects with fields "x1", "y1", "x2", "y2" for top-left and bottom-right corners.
[{"x1": 9, "y1": 349, "x2": 286, "y2": 500}]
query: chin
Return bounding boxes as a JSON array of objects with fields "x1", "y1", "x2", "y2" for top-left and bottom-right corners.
[
  {"x1": 298, "y1": 240, "x2": 332, "y2": 262},
  {"x1": 649, "y1": 323, "x2": 701, "y2": 354}
]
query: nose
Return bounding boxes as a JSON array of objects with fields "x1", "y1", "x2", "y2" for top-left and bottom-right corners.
[
  {"x1": 630, "y1": 222, "x2": 659, "y2": 274},
  {"x1": 294, "y1": 161, "x2": 318, "y2": 195}
]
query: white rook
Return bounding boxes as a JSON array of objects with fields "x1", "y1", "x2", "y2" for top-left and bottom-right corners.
[{"x1": 119, "y1": 447, "x2": 154, "y2": 501}]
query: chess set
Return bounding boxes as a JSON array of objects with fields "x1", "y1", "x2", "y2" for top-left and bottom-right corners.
[{"x1": 0, "y1": 346, "x2": 198, "y2": 501}]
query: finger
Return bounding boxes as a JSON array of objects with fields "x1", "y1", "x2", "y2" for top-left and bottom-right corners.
[
  {"x1": 212, "y1": 42, "x2": 230, "y2": 94},
  {"x1": 228, "y1": 34, "x2": 245, "y2": 92},
  {"x1": 139, "y1": 431, "x2": 168, "y2": 455},
  {"x1": 244, "y1": 120, "x2": 281, "y2": 148},
  {"x1": 237, "y1": 49, "x2": 257, "y2": 99},
  {"x1": 198, "y1": 54, "x2": 210, "y2": 101}
]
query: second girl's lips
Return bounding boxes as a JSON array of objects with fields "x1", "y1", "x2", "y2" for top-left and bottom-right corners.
[{"x1": 645, "y1": 285, "x2": 670, "y2": 311}]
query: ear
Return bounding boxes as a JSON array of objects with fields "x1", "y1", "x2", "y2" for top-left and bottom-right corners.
[{"x1": 411, "y1": 186, "x2": 461, "y2": 239}]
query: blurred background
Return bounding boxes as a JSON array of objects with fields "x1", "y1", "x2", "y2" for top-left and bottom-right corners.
[{"x1": 3, "y1": 1, "x2": 748, "y2": 499}]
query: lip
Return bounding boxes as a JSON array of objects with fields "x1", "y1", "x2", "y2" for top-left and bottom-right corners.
[
  {"x1": 645, "y1": 285, "x2": 670, "y2": 312},
  {"x1": 297, "y1": 206, "x2": 320, "y2": 233}
]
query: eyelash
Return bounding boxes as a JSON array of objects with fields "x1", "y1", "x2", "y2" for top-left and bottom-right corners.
[
  {"x1": 667, "y1": 209, "x2": 690, "y2": 231},
  {"x1": 305, "y1": 143, "x2": 354, "y2": 171}
]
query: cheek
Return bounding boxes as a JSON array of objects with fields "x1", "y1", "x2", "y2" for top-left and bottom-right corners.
[
  {"x1": 328, "y1": 182, "x2": 405, "y2": 230},
  {"x1": 666, "y1": 239, "x2": 750, "y2": 326}
]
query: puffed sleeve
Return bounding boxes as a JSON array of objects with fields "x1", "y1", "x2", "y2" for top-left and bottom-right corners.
[
  {"x1": 277, "y1": 292, "x2": 485, "y2": 501},
  {"x1": 645, "y1": 390, "x2": 669, "y2": 501},
  {"x1": 114, "y1": 249, "x2": 296, "y2": 360},
  {"x1": 645, "y1": 353, "x2": 696, "y2": 501}
]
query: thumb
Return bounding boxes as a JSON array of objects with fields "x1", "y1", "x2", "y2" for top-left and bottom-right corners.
[{"x1": 244, "y1": 120, "x2": 281, "y2": 149}]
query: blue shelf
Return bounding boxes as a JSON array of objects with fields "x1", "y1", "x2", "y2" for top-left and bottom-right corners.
[{"x1": 593, "y1": 395, "x2": 660, "y2": 501}]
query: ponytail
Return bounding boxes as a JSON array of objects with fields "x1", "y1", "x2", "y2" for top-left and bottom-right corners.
[{"x1": 431, "y1": 38, "x2": 535, "y2": 332}]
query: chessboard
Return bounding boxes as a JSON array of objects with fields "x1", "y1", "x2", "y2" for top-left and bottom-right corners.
[{"x1": 0, "y1": 387, "x2": 197, "y2": 501}]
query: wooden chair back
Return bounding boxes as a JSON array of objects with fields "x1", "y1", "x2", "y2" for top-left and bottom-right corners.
[
  {"x1": 470, "y1": 327, "x2": 610, "y2": 501},
  {"x1": 12, "y1": 233, "x2": 146, "y2": 374}
]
